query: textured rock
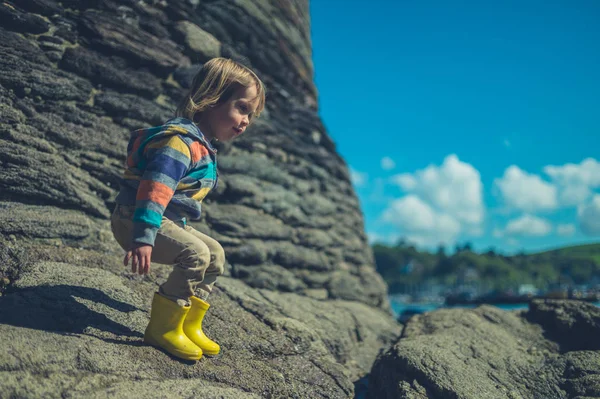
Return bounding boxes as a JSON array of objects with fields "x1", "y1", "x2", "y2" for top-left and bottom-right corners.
[
  {"x1": 79, "y1": 9, "x2": 191, "y2": 75},
  {"x1": 0, "y1": 261, "x2": 400, "y2": 398},
  {"x1": 0, "y1": 2, "x2": 49, "y2": 34},
  {"x1": 59, "y1": 46, "x2": 163, "y2": 97},
  {"x1": 368, "y1": 302, "x2": 600, "y2": 399},
  {"x1": 0, "y1": 0, "x2": 398, "y2": 397},
  {"x1": 174, "y1": 20, "x2": 222, "y2": 61},
  {"x1": 0, "y1": 0, "x2": 384, "y2": 309},
  {"x1": 0, "y1": 202, "x2": 91, "y2": 240},
  {"x1": 526, "y1": 299, "x2": 600, "y2": 352}
]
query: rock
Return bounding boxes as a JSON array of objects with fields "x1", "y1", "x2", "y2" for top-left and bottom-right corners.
[
  {"x1": 559, "y1": 351, "x2": 600, "y2": 398},
  {"x1": 172, "y1": 64, "x2": 201, "y2": 89},
  {"x1": 0, "y1": 261, "x2": 400, "y2": 397},
  {"x1": 272, "y1": 241, "x2": 332, "y2": 272},
  {"x1": 174, "y1": 20, "x2": 221, "y2": 62},
  {"x1": 368, "y1": 302, "x2": 600, "y2": 398},
  {"x1": 52, "y1": 14, "x2": 78, "y2": 43},
  {"x1": 526, "y1": 299, "x2": 600, "y2": 352},
  {"x1": 205, "y1": 204, "x2": 294, "y2": 240},
  {"x1": 0, "y1": 31, "x2": 92, "y2": 102},
  {"x1": 15, "y1": 0, "x2": 62, "y2": 17},
  {"x1": 0, "y1": 141, "x2": 111, "y2": 218},
  {"x1": 79, "y1": 9, "x2": 190, "y2": 75},
  {"x1": 0, "y1": 2, "x2": 50, "y2": 34},
  {"x1": 304, "y1": 288, "x2": 329, "y2": 300},
  {"x1": 94, "y1": 90, "x2": 173, "y2": 126},
  {"x1": 60, "y1": 47, "x2": 163, "y2": 98},
  {"x1": 217, "y1": 150, "x2": 298, "y2": 187},
  {"x1": 226, "y1": 240, "x2": 268, "y2": 265},
  {"x1": 295, "y1": 228, "x2": 334, "y2": 249},
  {"x1": 0, "y1": 202, "x2": 91, "y2": 240},
  {"x1": 0, "y1": 1, "x2": 398, "y2": 396},
  {"x1": 233, "y1": 263, "x2": 307, "y2": 292},
  {"x1": 328, "y1": 271, "x2": 367, "y2": 303}
]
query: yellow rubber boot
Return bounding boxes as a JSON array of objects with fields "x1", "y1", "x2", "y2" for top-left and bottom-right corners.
[
  {"x1": 183, "y1": 296, "x2": 220, "y2": 356},
  {"x1": 144, "y1": 293, "x2": 203, "y2": 361}
]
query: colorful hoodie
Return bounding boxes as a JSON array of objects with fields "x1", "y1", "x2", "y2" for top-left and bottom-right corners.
[{"x1": 115, "y1": 117, "x2": 218, "y2": 246}]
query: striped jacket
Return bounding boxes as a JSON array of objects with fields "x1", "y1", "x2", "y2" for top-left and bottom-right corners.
[{"x1": 115, "y1": 117, "x2": 218, "y2": 246}]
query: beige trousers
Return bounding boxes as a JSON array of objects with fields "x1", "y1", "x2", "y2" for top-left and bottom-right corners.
[{"x1": 110, "y1": 204, "x2": 225, "y2": 305}]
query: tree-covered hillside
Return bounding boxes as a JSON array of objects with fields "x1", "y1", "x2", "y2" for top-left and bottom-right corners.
[{"x1": 373, "y1": 241, "x2": 600, "y2": 294}]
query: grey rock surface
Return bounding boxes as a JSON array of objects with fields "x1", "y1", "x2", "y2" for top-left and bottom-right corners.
[
  {"x1": 0, "y1": 260, "x2": 400, "y2": 398},
  {"x1": 174, "y1": 20, "x2": 222, "y2": 61},
  {"x1": 368, "y1": 301, "x2": 600, "y2": 399},
  {"x1": 0, "y1": 1, "x2": 399, "y2": 397},
  {"x1": 0, "y1": 0, "x2": 387, "y2": 309}
]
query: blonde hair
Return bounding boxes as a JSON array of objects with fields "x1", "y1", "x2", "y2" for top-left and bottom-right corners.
[{"x1": 176, "y1": 58, "x2": 266, "y2": 122}]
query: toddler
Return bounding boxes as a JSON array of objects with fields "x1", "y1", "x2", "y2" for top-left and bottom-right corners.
[{"x1": 111, "y1": 58, "x2": 266, "y2": 361}]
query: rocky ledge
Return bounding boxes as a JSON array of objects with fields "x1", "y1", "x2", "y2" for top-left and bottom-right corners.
[
  {"x1": 368, "y1": 299, "x2": 600, "y2": 399},
  {"x1": 0, "y1": 251, "x2": 400, "y2": 398}
]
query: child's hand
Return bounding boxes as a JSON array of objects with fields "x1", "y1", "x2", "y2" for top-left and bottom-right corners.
[{"x1": 124, "y1": 244, "x2": 153, "y2": 275}]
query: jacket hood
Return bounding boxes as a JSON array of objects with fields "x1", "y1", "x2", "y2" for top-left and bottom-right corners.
[{"x1": 163, "y1": 117, "x2": 217, "y2": 153}]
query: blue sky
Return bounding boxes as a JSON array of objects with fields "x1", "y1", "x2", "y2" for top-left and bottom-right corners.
[{"x1": 310, "y1": 0, "x2": 600, "y2": 254}]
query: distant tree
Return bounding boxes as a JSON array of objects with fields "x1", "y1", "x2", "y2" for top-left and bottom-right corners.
[
  {"x1": 372, "y1": 245, "x2": 400, "y2": 277},
  {"x1": 454, "y1": 243, "x2": 463, "y2": 254},
  {"x1": 436, "y1": 244, "x2": 446, "y2": 258},
  {"x1": 394, "y1": 238, "x2": 407, "y2": 248},
  {"x1": 462, "y1": 242, "x2": 473, "y2": 252}
]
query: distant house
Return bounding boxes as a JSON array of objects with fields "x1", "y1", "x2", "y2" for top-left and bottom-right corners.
[
  {"x1": 457, "y1": 267, "x2": 479, "y2": 284},
  {"x1": 518, "y1": 284, "x2": 538, "y2": 297}
]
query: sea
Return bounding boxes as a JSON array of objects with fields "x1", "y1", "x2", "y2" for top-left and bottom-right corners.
[
  {"x1": 390, "y1": 300, "x2": 528, "y2": 319},
  {"x1": 390, "y1": 298, "x2": 600, "y2": 320}
]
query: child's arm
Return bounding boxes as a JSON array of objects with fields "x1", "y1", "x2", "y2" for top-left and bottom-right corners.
[
  {"x1": 133, "y1": 135, "x2": 192, "y2": 244},
  {"x1": 126, "y1": 135, "x2": 192, "y2": 274}
]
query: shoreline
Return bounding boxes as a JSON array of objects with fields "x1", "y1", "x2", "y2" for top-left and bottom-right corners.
[{"x1": 389, "y1": 297, "x2": 600, "y2": 321}]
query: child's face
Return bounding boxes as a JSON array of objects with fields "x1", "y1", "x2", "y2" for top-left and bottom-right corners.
[{"x1": 200, "y1": 84, "x2": 259, "y2": 142}]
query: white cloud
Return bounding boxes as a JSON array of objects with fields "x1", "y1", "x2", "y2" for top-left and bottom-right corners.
[
  {"x1": 494, "y1": 165, "x2": 558, "y2": 212},
  {"x1": 504, "y1": 139, "x2": 511, "y2": 148},
  {"x1": 350, "y1": 168, "x2": 367, "y2": 187},
  {"x1": 556, "y1": 185, "x2": 593, "y2": 207},
  {"x1": 383, "y1": 155, "x2": 485, "y2": 247},
  {"x1": 556, "y1": 223, "x2": 576, "y2": 237},
  {"x1": 544, "y1": 158, "x2": 600, "y2": 206},
  {"x1": 391, "y1": 173, "x2": 417, "y2": 190},
  {"x1": 545, "y1": 158, "x2": 600, "y2": 187},
  {"x1": 578, "y1": 194, "x2": 600, "y2": 236},
  {"x1": 390, "y1": 154, "x2": 484, "y2": 225},
  {"x1": 504, "y1": 214, "x2": 552, "y2": 237},
  {"x1": 492, "y1": 228, "x2": 504, "y2": 238},
  {"x1": 381, "y1": 157, "x2": 396, "y2": 170},
  {"x1": 381, "y1": 195, "x2": 461, "y2": 245},
  {"x1": 367, "y1": 231, "x2": 400, "y2": 245}
]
